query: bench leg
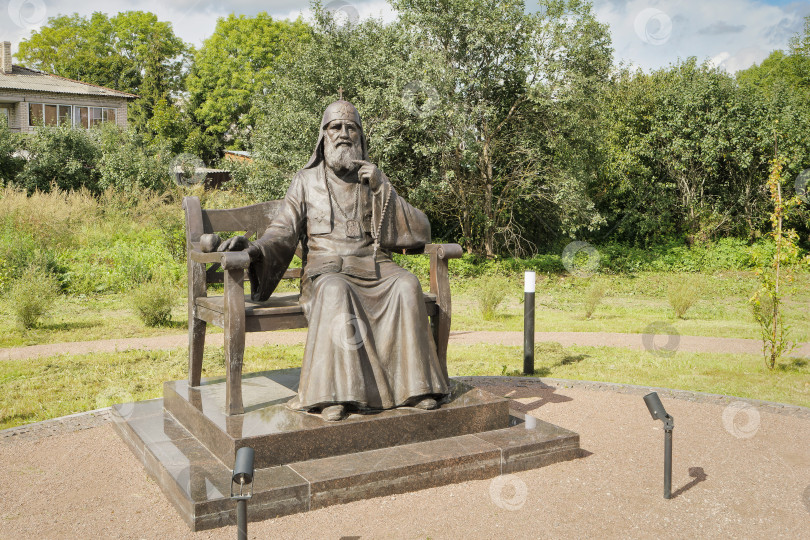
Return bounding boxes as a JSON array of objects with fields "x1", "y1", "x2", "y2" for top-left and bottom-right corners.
[
  {"x1": 188, "y1": 257, "x2": 208, "y2": 388},
  {"x1": 224, "y1": 267, "x2": 246, "y2": 415},
  {"x1": 188, "y1": 316, "x2": 206, "y2": 387},
  {"x1": 429, "y1": 253, "x2": 452, "y2": 383},
  {"x1": 433, "y1": 311, "x2": 450, "y2": 382}
]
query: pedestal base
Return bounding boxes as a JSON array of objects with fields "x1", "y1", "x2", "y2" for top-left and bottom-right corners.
[
  {"x1": 112, "y1": 371, "x2": 583, "y2": 531},
  {"x1": 163, "y1": 369, "x2": 511, "y2": 468}
]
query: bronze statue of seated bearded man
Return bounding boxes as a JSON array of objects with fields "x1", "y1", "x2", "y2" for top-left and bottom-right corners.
[{"x1": 218, "y1": 100, "x2": 450, "y2": 421}]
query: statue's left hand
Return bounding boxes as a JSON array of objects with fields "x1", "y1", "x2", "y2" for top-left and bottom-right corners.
[{"x1": 352, "y1": 160, "x2": 384, "y2": 191}]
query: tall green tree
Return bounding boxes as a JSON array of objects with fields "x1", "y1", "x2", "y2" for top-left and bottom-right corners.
[
  {"x1": 250, "y1": 0, "x2": 612, "y2": 256},
  {"x1": 389, "y1": 0, "x2": 612, "y2": 256},
  {"x1": 185, "y1": 13, "x2": 310, "y2": 151},
  {"x1": 600, "y1": 58, "x2": 810, "y2": 245},
  {"x1": 737, "y1": 15, "x2": 810, "y2": 95},
  {"x1": 18, "y1": 11, "x2": 191, "y2": 132}
]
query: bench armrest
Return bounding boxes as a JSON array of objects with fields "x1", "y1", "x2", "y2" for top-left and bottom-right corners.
[
  {"x1": 188, "y1": 249, "x2": 252, "y2": 270},
  {"x1": 424, "y1": 243, "x2": 463, "y2": 259},
  {"x1": 400, "y1": 243, "x2": 464, "y2": 259}
]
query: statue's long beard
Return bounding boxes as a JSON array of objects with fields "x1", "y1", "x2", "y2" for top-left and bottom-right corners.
[{"x1": 324, "y1": 141, "x2": 362, "y2": 176}]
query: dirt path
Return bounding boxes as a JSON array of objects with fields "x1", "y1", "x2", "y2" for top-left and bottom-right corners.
[
  {"x1": 2, "y1": 329, "x2": 809, "y2": 361},
  {"x1": 1, "y1": 378, "x2": 808, "y2": 539}
]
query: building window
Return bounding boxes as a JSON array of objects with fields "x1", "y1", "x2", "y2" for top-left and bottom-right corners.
[
  {"x1": 58, "y1": 105, "x2": 72, "y2": 126},
  {"x1": 28, "y1": 103, "x2": 117, "y2": 128},
  {"x1": 74, "y1": 107, "x2": 88, "y2": 128},
  {"x1": 29, "y1": 103, "x2": 42, "y2": 126},
  {"x1": 44, "y1": 104, "x2": 58, "y2": 126},
  {"x1": 91, "y1": 107, "x2": 103, "y2": 126}
]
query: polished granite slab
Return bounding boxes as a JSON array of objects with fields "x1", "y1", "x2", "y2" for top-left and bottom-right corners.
[
  {"x1": 163, "y1": 369, "x2": 511, "y2": 468},
  {"x1": 112, "y1": 399, "x2": 310, "y2": 530},
  {"x1": 112, "y1": 396, "x2": 583, "y2": 531}
]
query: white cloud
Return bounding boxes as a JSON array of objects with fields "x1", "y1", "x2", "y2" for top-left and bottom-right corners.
[{"x1": 592, "y1": 0, "x2": 810, "y2": 73}]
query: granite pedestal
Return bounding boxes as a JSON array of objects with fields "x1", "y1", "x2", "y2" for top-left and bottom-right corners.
[{"x1": 112, "y1": 369, "x2": 583, "y2": 531}]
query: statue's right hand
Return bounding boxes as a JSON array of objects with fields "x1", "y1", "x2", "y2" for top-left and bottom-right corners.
[{"x1": 217, "y1": 235, "x2": 250, "y2": 252}]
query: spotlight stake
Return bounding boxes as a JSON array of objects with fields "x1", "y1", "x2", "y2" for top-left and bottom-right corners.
[
  {"x1": 231, "y1": 447, "x2": 255, "y2": 540},
  {"x1": 643, "y1": 392, "x2": 674, "y2": 499}
]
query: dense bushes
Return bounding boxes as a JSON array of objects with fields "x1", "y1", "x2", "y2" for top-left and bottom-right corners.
[
  {"x1": 0, "y1": 123, "x2": 174, "y2": 195},
  {"x1": 0, "y1": 180, "x2": 805, "y2": 324},
  {"x1": 393, "y1": 237, "x2": 796, "y2": 282},
  {"x1": 16, "y1": 126, "x2": 101, "y2": 193},
  {"x1": 0, "y1": 185, "x2": 255, "y2": 299}
]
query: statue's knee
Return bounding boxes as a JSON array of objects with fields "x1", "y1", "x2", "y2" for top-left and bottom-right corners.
[
  {"x1": 316, "y1": 274, "x2": 352, "y2": 301},
  {"x1": 395, "y1": 272, "x2": 423, "y2": 298}
]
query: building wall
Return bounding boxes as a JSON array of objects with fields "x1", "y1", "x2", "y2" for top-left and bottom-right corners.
[{"x1": 0, "y1": 89, "x2": 130, "y2": 131}]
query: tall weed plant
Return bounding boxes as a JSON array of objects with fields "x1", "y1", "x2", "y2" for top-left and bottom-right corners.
[
  {"x1": 476, "y1": 275, "x2": 511, "y2": 320},
  {"x1": 583, "y1": 280, "x2": 607, "y2": 319},
  {"x1": 6, "y1": 266, "x2": 60, "y2": 329},
  {"x1": 132, "y1": 281, "x2": 177, "y2": 327},
  {"x1": 667, "y1": 275, "x2": 701, "y2": 319},
  {"x1": 750, "y1": 156, "x2": 804, "y2": 369}
]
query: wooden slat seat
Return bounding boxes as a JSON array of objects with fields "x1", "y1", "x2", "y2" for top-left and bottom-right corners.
[{"x1": 196, "y1": 292, "x2": 438, "y2": 319}]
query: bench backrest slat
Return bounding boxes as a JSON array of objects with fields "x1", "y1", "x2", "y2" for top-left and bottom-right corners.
[{"x1": 201, "y1": 200, "x2": 284, "y2": 237}]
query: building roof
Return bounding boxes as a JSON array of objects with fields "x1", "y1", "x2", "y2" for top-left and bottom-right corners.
[
  {"x1": 224, "y1": 150, "x2": 252, "y2": 157},
  {"x1": 0, "y1": 65, "x2": 138, "y2": 99}
]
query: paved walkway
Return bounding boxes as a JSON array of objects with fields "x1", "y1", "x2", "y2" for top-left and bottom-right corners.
[
  {"x1": 2, "y1": 330, "x2": 809, "y2": 361},
  {"x1": 1, "y1": 377, "x2": 808, "y2": 538}
]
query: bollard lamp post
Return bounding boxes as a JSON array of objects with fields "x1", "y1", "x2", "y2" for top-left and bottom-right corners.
[{"x1": 523, "y1": 271, "x2": 536, "y2": 375}]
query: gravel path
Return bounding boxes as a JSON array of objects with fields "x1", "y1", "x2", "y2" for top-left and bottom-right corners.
[
  {"x1": 3, "y1": 330, "x2": 809, "y2": 360},
  {"x1": 1, "y1": 377, "x2": 808, "y2": 539}
]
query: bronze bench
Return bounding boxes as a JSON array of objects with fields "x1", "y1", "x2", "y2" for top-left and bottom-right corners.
[{"x1": 183, "y1": 195, "x2": 462, "y2": 415}]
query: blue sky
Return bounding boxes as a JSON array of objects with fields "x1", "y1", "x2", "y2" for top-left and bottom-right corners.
[{"x1": 2, "y1": 0, "x2": 809, "y2": 73}]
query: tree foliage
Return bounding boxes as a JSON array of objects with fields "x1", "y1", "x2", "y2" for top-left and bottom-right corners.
[
  {"x1": 7, "y1": 4, "x2": 810, "y2": 259},
  {"x1": 18, "y1": 11, "x2": 191, "y2": 134},
  {"x1": 598, "y1": 58, "x2": 810, "y2": 246},
  {"x1": 185, "y1": 14, "x2": 310, "y2": 151},
  {"x1": 249, "y1": 0, "x2": 612, "y2": 256},
  {"x1": 18, "y1": 11, "x2": 189, "y2": 96}
]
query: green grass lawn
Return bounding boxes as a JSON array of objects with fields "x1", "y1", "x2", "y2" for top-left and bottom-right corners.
[
  {"x1": 450, "y1": 270, "x2": 810, "y2": 341},
  {"x1": 0, "y1": 293, "x2": 193, "y2": 348},
  {"x1": 1, "y1": 341, "x2": 808, "y2": 430},
  {"x1": 2, "y1": 271, "x2": 808, "y2": 348}
]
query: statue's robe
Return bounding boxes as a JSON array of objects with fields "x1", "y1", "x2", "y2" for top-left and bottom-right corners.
[{"x1": 248, "y1": 164, "x2": 450, "y2": 410}]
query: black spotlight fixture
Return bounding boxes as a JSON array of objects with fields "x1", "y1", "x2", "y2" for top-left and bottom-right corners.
[
  {"x1": 643, "y1": 392, "x2": 674, "y2": 499},
  {"x1": 231, "y1": 446, "x2": 255, "y2": 540}
]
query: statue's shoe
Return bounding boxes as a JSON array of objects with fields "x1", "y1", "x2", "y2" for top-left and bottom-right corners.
[
  {"x1": 413, "y1": 397, "x2": 438, "y2": 410},
  {"x1": 321, "y1": 404, "x2": 346, "y2": 421}
]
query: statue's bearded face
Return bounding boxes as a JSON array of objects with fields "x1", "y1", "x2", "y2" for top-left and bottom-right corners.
[{"x1": 323, "y1": 120, "x2": 363, "y2": 176}]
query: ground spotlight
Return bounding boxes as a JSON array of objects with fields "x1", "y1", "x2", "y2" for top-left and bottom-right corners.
[
  {"x1": 644, "y1": 392, "x2": 674, "y2": 499},
  {"x1": 231, "y1": 447, "x2": 255, "y2": 540}
]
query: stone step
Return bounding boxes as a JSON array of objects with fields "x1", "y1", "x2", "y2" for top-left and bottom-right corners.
[
  {"x1": 163, "y1": 369, "x2": 510, "y2": 468},
  {"x1": 112, "y1": 397, "x2": 582, "y2": 532}
]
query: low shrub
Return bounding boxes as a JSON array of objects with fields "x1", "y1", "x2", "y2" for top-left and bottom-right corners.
[
  {"x1": 16, "y1": 125, "x2": 101, "y2": 193},
  {"x1": 475, "y1": 275, "x2": 511, "y2": 320},
  {"x1": 132, "y1": 281, "x2": 176, "y2": 327},
  {"x1": 667, "y1": 275, "x2": 701, "y2": 319},
  {"x1": 583, "y1": 280, "x2": 607, "y2": 319},
  {"x1": 6, "y1": 266, "x2": 60, "y2": 329}
]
